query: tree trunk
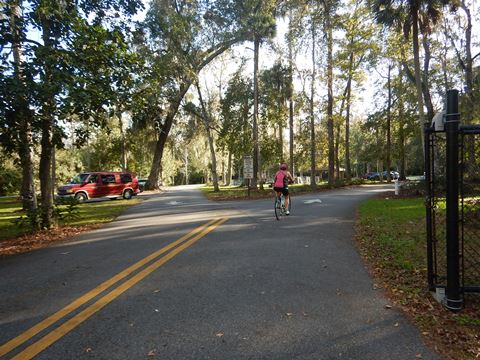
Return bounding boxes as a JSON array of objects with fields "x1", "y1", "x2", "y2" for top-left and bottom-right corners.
[
  {"x1": 147, "y1": 82, "x2": 191, "y2": 190},
  {"x1": 398, "y1": 64, "x2": 407, "y2": 180},
  {"x1": 441, "y1": 19, "x2": 450, "y2": 97},
  {"x1": 412, "y1": 10, "x2": 426, "y2": 138},
  {"x1": 326, "y1": 11, "x2": 335, "y2": 186},
  {"x1": 421, "y1": 34, "x2": 434, "y2": 122},
  {"x1": 309, "y1": 13, "x2": 317, "y2": 188},
  {"x1": 184, "y1": 147, "x2": 189, "y2": 185},
  {"x1": 226, "y1": 151, "x2": 232, "y2": 186},
  {"x1": 10, "y1": 0, "x2": 37, "y2": 211},
  {"x1": 460, "y1": 1, "x2": 475, "y2": 121},
  {"x1": 278, "y1": 113, "x2": 283, "y2": 161},
  {"x1": 345, "y1": 75, "x2": 352, "y2": 182},
  {"x1": 197, "y1": 84, "x2": 219, "y2": 192},
  {"x1": 386, "y1": 63, "x2": 392, "y2": 182},
  {"x1": 252, "y1": 35, "x2": 260, "y2": 189},
  {"x1": 118, "y1": 108, "x2": 127, "y2": 171},
  {"x1": 335, "y1": 121, "x2": 340, "y2": 182},
  {"x1": 39, "y1": 15, "x2": 56, "y2": 228},
  {"x1": 288, "y1": 11, "x2": 295, "y2": 175}
]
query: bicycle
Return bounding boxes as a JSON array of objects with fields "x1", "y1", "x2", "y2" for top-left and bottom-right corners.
[{"x1": 274, "y1": 192, "x2": 292, "y2": 220}]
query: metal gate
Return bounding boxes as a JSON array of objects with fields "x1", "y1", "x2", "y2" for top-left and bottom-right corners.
[
  {"x1": 426, "y1": 90, "x2": 480, "y2": 311},
  {"x1": 460, "y1": 126, "x2": 480, "y2": 293}
]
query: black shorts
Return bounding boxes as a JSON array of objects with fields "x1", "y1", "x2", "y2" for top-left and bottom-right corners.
[{"x1": 274, "y1": 187, "x2": 289, "y2": 196}]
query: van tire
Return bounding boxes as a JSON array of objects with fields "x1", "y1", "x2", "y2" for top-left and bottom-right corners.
[
  {"x1": 123, "y1": 189, "x2": 133, "y2": 200},
  {"x1": 75, "y1": 192, "x2": 87, "y2": 202}
]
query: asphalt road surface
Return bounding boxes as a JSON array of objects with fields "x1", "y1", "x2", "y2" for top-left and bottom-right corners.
[{"x1": 0, "y1": 184, "x2": 438, "y2": 360}]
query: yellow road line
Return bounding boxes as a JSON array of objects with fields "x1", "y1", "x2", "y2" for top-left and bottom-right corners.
[
  {"x1": 0, "y1": 218, "x2": 220, "y2": 358},
  {"x1": 12, "y1": 217, "x2": 228, "y2": 360}
]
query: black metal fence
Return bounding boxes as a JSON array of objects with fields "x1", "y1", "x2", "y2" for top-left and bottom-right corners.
[
  {"x1": 426, "y1": 89, "x2": 480, "y2": 311},
  {"x1": 460, "y1": 126, "x2": 480, "y2": 292}
]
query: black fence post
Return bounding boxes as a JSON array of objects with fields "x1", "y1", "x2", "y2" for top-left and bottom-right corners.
[
  {"x1": 445, "y1": 89, "x2": 463, "y2": 310},
  {"x1": 424, "y1": 123, "x2": 435, "y2": 291}
]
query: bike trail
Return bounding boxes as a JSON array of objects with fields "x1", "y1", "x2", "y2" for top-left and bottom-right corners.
[{"x1": 0, "y1": 184, "x2": 438, "y2": 359}]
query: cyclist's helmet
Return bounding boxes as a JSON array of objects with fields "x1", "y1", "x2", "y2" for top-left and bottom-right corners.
[{"x1": 280, "y1": 163, "x2": 287, "y2": 170}]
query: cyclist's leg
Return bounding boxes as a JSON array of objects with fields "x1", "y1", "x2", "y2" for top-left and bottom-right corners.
[
  {"x1": 274, "y1": 188, "x2": 282, "y2": 207},
  {"x1": 283, "y1": 188, "x2": 290, "y2": 214}
]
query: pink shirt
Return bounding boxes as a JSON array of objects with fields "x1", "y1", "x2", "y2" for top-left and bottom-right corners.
[{"x1": 274, "y1": 170, "x2": 287, "y2": 188}]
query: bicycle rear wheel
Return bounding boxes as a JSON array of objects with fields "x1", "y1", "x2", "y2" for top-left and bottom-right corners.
[{"x1": 274, "y1": 196, "x2": 281, "y2": 220}]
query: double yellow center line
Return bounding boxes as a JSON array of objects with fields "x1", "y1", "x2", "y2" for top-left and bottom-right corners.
[{"x1": 1, "y1": 217, "x2": 228, "y2": 359}]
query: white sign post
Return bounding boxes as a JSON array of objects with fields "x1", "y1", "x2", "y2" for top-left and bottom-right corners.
[
  {"x1": 243, "y1": 156, "x2": 253, "y2": 179},
  {"x1": 243, "y1": 155, "x2": 254, "y2": 197}
]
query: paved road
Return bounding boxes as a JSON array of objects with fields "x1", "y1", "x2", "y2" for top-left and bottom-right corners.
[{"x1": 0, "y1": 185, "x2": 438, "y2": 359}]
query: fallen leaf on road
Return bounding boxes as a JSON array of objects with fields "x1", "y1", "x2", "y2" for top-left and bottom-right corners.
[
  {"x1": 85, "y1": 347, "x2": 92, "y2": 353},
  {"x1": 286, "y1": 313, "x2": 293, "y2": 316},
  {"x1": 216, "y1": 333, "x2": 224, "y2": 337},
  {"x1": 147, "y1": 350, "x2": 156, "y2": 357},
  {"x1": 394, "y1": 322, "x2": 399, "y2": 327},
  {"x1": 153, "y1": 289, "x2": 160, "y2": 293},
  {"x1": 385, "y1": 305, "x2": 392, "y2": 309},
  {"x1": 415, "y1": 354, "x2": 422, "y2": 359}
]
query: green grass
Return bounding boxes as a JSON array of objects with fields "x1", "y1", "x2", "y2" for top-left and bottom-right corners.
[
  {"x1": 0, "y1": 198, "x2": 25, "y2": 240},
  {"x1": 0, "y1": 197, "x2": 141, "y2": 241},
  {"x1": 358, "y1": 197, "x2": 427, "y2": 271}
]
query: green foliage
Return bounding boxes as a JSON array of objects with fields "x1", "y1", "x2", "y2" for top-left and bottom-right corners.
[
  {"x1": 14, "y1": 207, "x2": 43, "y2": 232},
  {"x1": 454, "y1": 315, "x2": 480, "y2": 327},
  {"x1": 14, "y1": 196, "x2": 80, "y2": 231},
  {"x1": 0, "y1": 156, "x2": 21, "y2": 196},
  {"x1": 218, "y1": 71, "x2": 253, "y2": 159},
  {"x1": 54, "y1": 197, "x2": 80, "y2": 222}
]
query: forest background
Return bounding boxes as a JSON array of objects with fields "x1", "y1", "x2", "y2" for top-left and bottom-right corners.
[{"x1": 0, "y1": 0, "x2": 479, "y2": 228}]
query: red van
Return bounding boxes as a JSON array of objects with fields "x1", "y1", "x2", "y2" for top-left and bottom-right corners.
[{"x1": 57, "y1": 172, "x2": 140, "y2": 202}]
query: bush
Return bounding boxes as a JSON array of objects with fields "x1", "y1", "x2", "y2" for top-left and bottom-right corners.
[
  {"x1": 0, "y1": 167, "x2": 21, "y2": 196},
  {"x1": 400, "y1": 179, "x2": 426, "y2": 195},
  {"x1": 55, "y1": 197, "x2": 80, "y2": 222},
  {"x1": 14, "y1": 208, "x2": 43, "y2": 231}
]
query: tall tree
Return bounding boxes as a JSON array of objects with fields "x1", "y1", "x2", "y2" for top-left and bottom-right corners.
[
  {"x1": 141, "y1": 0, "x2": 273, "y2": 190},
  {"x1": 322, "y1": 0, "x2": 338, "y2": 186},
  {"x1": 1, "y1": 0, "x2": 143, "y2": 227},
  {"x1": 1, "y1": 1, "x2": 37, "y2": 211},
  {"x1": 448, "y1": 0, "x2": 479, "y2": 123},
  {"x1": 260, "y1": 62, "x2": 290, "y2": 163},
  {"x1": 335, "y1": 0, "x2": 379, "y2": 181},
  {"x1": 369, "y1": 0, "x2": 453, "y2": 134},
  {"x1": 184, "y1": 82, "x2": 221, "y2": 192},
  {"x1": 246, "y1": 1, "x2": 277, "y2": 189},
  {"x1": 218, "y1": 72, "x2": 254, "y2": 182}
]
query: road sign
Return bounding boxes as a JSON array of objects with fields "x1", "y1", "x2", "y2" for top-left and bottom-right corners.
[{"x1": 244, "y1": 155, "x2": 254, "y2": 179}]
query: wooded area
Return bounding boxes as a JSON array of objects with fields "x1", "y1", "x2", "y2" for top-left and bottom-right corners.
[{"x1": 0, "y1": 0, "x2": 479, "y2": 228}]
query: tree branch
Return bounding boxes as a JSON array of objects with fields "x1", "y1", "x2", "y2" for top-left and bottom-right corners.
[{"x1": 197, "y1": 36, "x2": 245, "y2": 72}]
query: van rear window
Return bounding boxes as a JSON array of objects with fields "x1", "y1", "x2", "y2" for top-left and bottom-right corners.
[{"x1": 120, "y1": 174, "x2": 132, "y2": 183}]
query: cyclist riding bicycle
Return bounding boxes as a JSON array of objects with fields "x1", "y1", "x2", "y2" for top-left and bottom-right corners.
[{"x1": 273, "y1": 163, "x2": 294, "y2": 215}]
